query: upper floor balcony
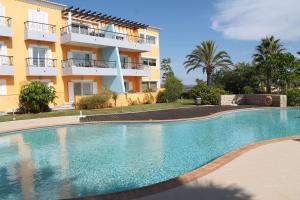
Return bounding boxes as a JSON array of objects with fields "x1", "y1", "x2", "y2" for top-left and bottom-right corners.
[
  {"x1": 0, "y1": 16, "x2": 13, "y2": 37},
  {"x1": 0, "y1": 55, "x2": 15, "y2": 76},
  {"x1": 26, "y1": 58, "x2": 58, "y2": 76},
  {"x1": 62, "y1": 58, "x2": 117, "y2": 76},
  {"x1": 24, "y1": 21, "x2": 56, "y2": 42},
  {"x1": 60, "y1": 25, "x2": 151, "y2": 52},
  {"x1": 121, "y1": 62, "x2": 151, "y2": 77}
]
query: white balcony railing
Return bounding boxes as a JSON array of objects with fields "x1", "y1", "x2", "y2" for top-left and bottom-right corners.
[{"x1": 61, "y1": 24, "x2": 150, "y2": 45}]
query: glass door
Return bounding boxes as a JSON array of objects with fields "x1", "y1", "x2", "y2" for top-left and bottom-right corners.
[
  {"x1": 120, "y1": 55, "x2": 129, "y2": 69},
  {"x1": 32, "y1": 47, "x2": 47, "y2": 67},
  {"x1": 72, "y1": 52, "x2": 92, "y2": 67},
  {"x1": 73, "y1": 82, "x2": 93, "y2": 97}
]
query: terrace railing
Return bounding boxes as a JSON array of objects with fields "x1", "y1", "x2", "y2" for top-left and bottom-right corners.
[
  {"x1": 24, "y1": 21, "x2": 56, "y2": 34},
  {"x1": 60, "y1": 24, "x2": 150, "y2": 45},
  {"x1": 0, "y1": 55, "x2": 13, "y2": 66},
  {"x1": 26, "y1": 58, "x2": 57, "y2": 68},
  {"x1": 121, "y1": 62, "x2": 144, "y2": 70},
  {"x1": 0, "y1": 16, "x2": 12, "y2": 27},
  {"x1": 62, "y1": 59, "x2": 116, "y2": 68}
]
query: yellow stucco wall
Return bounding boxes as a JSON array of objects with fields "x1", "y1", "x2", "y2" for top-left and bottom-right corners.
[
  {"x1": 0, "y1": 0, "x2": 160, "y2": 112},
  {"x1": 139, "y1": 27, "x2": 161, "y2": 85}
]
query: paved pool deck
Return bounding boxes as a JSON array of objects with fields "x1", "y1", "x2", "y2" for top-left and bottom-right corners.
[
  {"x1": 0, "y1": 116, "x2": 80, "y2": 133},
  {"x1": 139, "y1": 139, "x2": 300, "y2": 200}
]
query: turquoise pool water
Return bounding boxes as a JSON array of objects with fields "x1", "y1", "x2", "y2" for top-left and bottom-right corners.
[{"x1": 0, "y1": 108, "x2": 300, "y2": 199}]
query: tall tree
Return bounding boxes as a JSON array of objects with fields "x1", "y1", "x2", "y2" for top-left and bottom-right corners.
[
  {"x1": 253, "y1": 36, "x2": 285, "y2": 93},
  {"x1": 273, "y1": 52, "x2": 300, "y2": 93},
  {"x1": 161, "y1": 58, "x2": 174, "y2": 82},
  {"x1": 184, "y1": 40, "x2": 232, "y2": 86}
]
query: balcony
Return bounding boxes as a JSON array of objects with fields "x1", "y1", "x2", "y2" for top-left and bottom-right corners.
[
  {"x1": 24, "y1": 21, "x2": 56, "y2": 42},
  {"x1": 60, "y1": 25, "x2": 151, "y2": 52},
  {"x1": 0, "y1": 16, "x2": 13, "y2": 37},
  {"x1": 62, "y1": 59, "x2": 117, "y2": 76},
  {"x1": 121, "y1": 62, "x2": 151, "y2": 77},
  {"x1": 26, "y1": 58, "x2": 58, "y2": 76},
  {"x1": 0, "y1": 56, "x2": 15, "y2": 76}
]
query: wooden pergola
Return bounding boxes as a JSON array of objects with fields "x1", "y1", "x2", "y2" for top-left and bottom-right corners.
[{"x1": 62, "y1": 7, "x2": 149, "y2": 29}]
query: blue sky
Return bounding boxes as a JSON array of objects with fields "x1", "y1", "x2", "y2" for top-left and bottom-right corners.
[{"x1": 56, "y1": 0, "x2": 300, "y2": 85}]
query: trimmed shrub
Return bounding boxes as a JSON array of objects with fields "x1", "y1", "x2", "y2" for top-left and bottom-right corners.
[
  {"x1": 157, "y1": 76, "x2": 184, "y2": 103},
  {"x1": 19, "y1": 81, "x2": 56, "y2": 113},
  {"x1": 287, "y1": 88, "x2": 300, "y2": 106},
  {"x1": 190, "y1": 83, "x2": 228, "y2": 105},
  {"x1": 77, "y1": 89, "x2": 112, "y2": 109}
]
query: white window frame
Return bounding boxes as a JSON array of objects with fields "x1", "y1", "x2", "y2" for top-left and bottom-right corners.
[
  {"x1": 28, "y1": 44, "x2": 51, "y2": 67},
  {"x1": 141, "y1": 81, "x2": 158, "y2": 92},
  {"x1": 139, "y1": 30, "x2": 159, "y2": 46},
  {"x1": 0, "y1": 4, "x2": 6, "y2": 26},
  {"x1": 124, "y1": 80, "x2": 133, "y2": 92},
  {"x1": 141, "y1": 56, "x2": 159, "y2": 68},
  {"x1": 68, "y1": 80, "x2": 98, "y2": 102},
  {"x1": 28, "y1": 9, "x2": 49, "y2": 33},
  {"x1": 0, "y1": 79, "x2": 7, "y2": 95}
]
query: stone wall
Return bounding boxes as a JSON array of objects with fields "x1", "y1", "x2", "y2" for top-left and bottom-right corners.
[{"x1": 219, "y1": 94, "x2": 287, "y2": 107}]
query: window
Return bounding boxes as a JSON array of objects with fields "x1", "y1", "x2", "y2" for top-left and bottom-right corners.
[
  {"x1": 0, "y1": 4, "x2": 5, "y2": 26},
  {"x1": 146, "y1": 35, "x2": 156, "y2": 45},
  {"x1": 0, "y1": 79, "x2": 7, "y2": 95},
  {"x1": 73, "y1": 81, "x2": 94, "y2": 96},
  {"x1": 72, "y1": 52, "x2": 93, "y2": 67},
  {"x1": 28, "y1": 9, "x2": 48, "y2": 32},
  {"x1": 29, "y1": 46, "x2": 51, "y2": 67},
  {"x1": 124, "y1": 80, "x2": 133, "y2": 92},
  {"x1": 142, "y1": 81, "x2": 157, "y2": 92},
  {"x1": 120, "y1": 55, "x2": 132, "y2": 69},
  {"x1": 142, "y1": 58, "x2": 157, "y2": 67},
  {"x1": 71, "y1": 23, "x2": 89, "y2": 35}
]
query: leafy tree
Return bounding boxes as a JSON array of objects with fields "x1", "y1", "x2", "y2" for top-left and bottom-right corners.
[
  {"x1": 184, "y1": 40, "x2": 232, "y2": 86},
  {"x1": 273, "y1": 53, "x2": 300, "y2": 93},
  {"x1": 161, "y1": 58, "x2": 174, "y2": 82},
  {"x1": 253, "y1": 36, "x2": 285, "y2": 93},
  {"x1": 19, "y1": 81, "x2": 56, "y2": 113},
  {"x1": 212, "y1": 62, "x2": 262, "y2": 94},
  {"x1": 286, "y1": 88, "x2": 300, "y2": 106},
  {"x1": 157, "y1": 75, "x2": 183, "y2": 103}
]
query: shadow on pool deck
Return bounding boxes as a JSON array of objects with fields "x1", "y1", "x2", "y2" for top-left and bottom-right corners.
[
  {"x1": 73, "y1": 179, "x2": 253, "y2": 200},
  {"x1": 80, "y1": 105, "x2": 258, "y2": 122},
  {"x1": 139, "y1": 181, "x2": 253, "y2": 200}
]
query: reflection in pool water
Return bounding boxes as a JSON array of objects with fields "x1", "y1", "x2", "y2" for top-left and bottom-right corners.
[{"x1": 0, "y1": 108, "x2": 300, "y2": 199}]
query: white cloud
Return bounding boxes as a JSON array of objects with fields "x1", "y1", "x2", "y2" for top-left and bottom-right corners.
[{"x1": 211, "y1": 0, "x2": 300, "y2": 41}]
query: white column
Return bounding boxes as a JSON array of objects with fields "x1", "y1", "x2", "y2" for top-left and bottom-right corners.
[{"x1": 68, "y1": 12, "x2": 72, "y2": 33}]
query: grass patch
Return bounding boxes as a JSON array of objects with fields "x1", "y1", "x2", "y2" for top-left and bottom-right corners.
[{"x1": 0, "y1": 99, "x2": 195, "y2": 122}]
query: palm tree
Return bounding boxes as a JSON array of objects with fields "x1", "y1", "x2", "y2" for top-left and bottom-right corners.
[
  {"x1": 184, "y1": 40, "x2": 232, "y2": 86},
  {"x1": 253, "y1": 36, "x2": 285, "y2": 93}
]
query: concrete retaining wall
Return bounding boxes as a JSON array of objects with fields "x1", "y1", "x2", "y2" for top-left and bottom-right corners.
[{"x1": 220, "y1": 94, "x2": 287, "y2": 107}]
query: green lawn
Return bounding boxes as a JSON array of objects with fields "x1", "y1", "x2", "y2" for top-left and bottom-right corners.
[{"x1": 0, "y1": 99, "x2": 195, "y2": 122}]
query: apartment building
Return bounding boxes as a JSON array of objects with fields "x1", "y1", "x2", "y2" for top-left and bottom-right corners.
[{"x1": 0, "y1": 0, "x2": 160, "y2": 111}]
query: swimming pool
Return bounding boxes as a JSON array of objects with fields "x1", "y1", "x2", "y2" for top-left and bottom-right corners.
[{"x1": 0, "y1": 108, "x2": 299, "y2": 199}]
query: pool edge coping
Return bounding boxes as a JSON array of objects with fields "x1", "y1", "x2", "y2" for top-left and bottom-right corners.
[
  {"x1": 0, "y1": 106, "x2": 268, "y2": 134},
  {"x1": 71, "y1": 135, "x2": 300, "y2": 200}
]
